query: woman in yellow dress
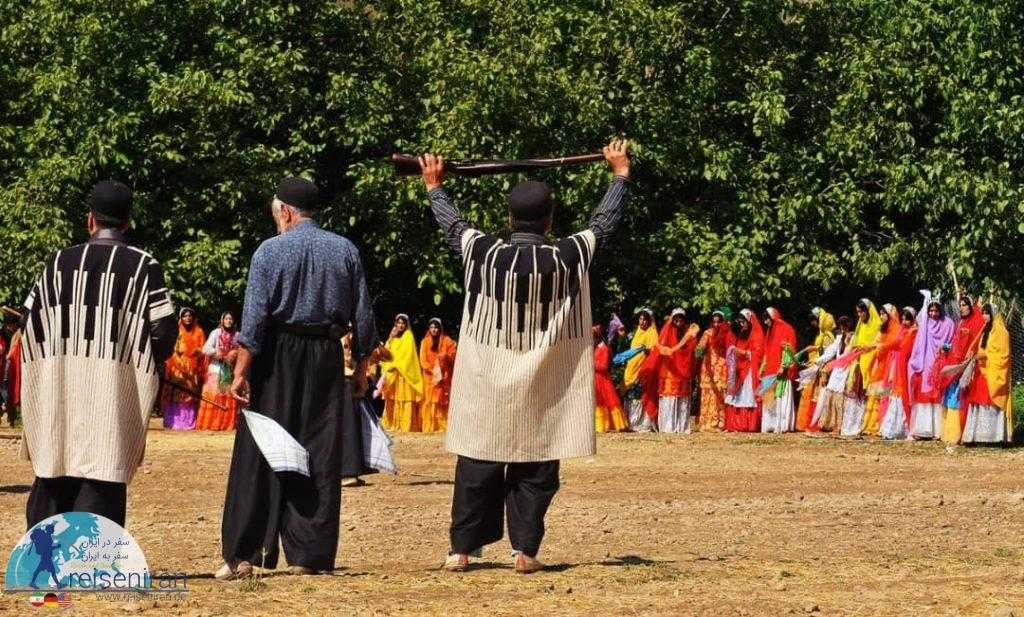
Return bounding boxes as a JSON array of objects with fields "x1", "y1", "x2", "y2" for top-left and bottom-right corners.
[
  {"x1": 380, "y1": 314, "x2": 424, "y2": 432},
  {"x1": 795, "y1": 308, "x2": 835, "y2": 431},
  {"x1": 840, "y1": 299, "x2": 881, "y2": 437},
  {"x1": 418, "y1": 318, "x2": 457, "y2": 433},
  {"x1": 623, "y1": 309, "x2": 659, "y2": 432}
]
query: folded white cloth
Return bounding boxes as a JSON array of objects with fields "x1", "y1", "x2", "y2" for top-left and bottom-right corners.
[
  {"x1": 360, "y1": 400, "x2": 398, "y2": 474},
  {"x1": 242, "y1": 409, "x2": 310, "y2": 476}
]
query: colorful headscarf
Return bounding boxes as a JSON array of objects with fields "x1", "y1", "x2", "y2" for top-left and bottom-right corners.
[
  {"x1": 812, "y1": 309, "x2": 836, "y2": 361},
  {"x1": 762, "y1": 307, "x2": 797, "y2": 379},
  {"x1": 908, "y1": 291, "x2": 955, "y2": 396},
  {"x1": 382, "y1": 329, "x2": 423, "y2": 397},
  {"x1": 624, "y1": 318, "x2": 659, "y2": 387},
  {"x1": 217, "y1": 312, "x2": 237, "y2": 353},
  {"x1": 706, "y1": 309, "x2": 735, "y2": 357},
  {"x1": 848, "y1": 299, "x2": 882, "y2": 388},
  {"x1": 607, "y1": 313, "x2": 624, "y2": 344},
  {"x1": 948, "y1": 301, "x2": 986, "y2": 365},
  {"x1": 733, "y1": 309, "x2": 765, "y2": 394}
]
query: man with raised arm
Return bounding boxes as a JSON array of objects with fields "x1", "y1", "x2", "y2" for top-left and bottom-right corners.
[{"x1": 419, "y1": 139, "x2": 631, "y2": 573}]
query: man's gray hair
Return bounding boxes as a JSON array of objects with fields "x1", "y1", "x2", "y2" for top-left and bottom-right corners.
[{"x1": 271, "y1": 197, "x2": 313, "y2": 219}]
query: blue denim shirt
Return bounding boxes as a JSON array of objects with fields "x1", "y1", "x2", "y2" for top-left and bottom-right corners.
[{"x1": 237, "y1": 220, "x2": 378, "y2": 359}]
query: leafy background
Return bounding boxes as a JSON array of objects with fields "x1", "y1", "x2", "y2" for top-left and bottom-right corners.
[{"x1": 2, "y1": 0, "x2": 1022, "y2": 337}]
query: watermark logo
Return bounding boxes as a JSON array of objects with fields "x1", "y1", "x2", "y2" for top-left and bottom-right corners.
[{"x1": 5, "y1": 512, "x2": 150, "y2": 592}]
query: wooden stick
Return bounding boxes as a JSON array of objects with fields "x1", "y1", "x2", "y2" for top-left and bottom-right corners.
[
  {"x1": 389, "y1": 153, "x2": 607, "y2": 177},
  {"x1": 1, "y1": 306, "x2": 23, "y2": 319}
]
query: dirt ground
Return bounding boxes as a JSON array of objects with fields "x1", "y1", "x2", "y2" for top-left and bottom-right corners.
[{"x1": 0, "y1": 423, "x2": 1022, "y2": 616}]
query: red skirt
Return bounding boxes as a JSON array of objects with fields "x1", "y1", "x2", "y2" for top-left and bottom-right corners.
[
  {"x1": 595, "y1": 371, "x2": 622, "y2": 410},
  {"x1": 724, "y1": 403, "x2": 761, "y2": 432}
]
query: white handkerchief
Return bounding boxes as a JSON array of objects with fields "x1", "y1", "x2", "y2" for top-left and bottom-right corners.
[
  {"x1": 242, "y1": 409, "x2": 310, "y2": 476},
  {"x1": 360, "y1": 400, "x2": 398, "y2": 475}
]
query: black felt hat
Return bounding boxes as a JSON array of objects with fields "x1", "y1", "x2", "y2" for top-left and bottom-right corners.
[
  {"x1": 88, "y1": 181, "x2": 133, "y2": 226},
  {"x1": 507, "y1": 180, "x2": 553, "y2": 222},
  {"x1": 275, "y1": 177, "x2": 320, "y2": 211}
]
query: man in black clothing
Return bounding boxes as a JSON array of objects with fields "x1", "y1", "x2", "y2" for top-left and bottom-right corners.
[{"x1": 216, "y1": 177, "x2": 377, "y2": 580}]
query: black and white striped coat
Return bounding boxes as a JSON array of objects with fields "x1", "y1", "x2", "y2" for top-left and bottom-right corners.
[
  {"x1": 19, "y1": 229, "x2": 176, "y2": 483},
  {"x1": 429, "y1": 178, "x2": 629, "y2": 462}
]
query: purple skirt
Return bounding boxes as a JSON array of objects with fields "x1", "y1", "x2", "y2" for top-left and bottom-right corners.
[{"x1": 163, "y1": 400, "x2": 197, "y2": 430}]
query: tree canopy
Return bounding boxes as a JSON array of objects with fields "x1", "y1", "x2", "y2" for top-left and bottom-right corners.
[{"x1": 2, "y1": 0, "x2": 1022, "y2": 331}]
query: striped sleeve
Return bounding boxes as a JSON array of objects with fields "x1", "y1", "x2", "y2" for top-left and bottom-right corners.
[
  {"x1": 22, "y1": 281, "x2": 39, "y2": 330},
  {"x1": 146, "y1": 259, "x2": 174, "y2": 321},
  {"x1": 145, "y1": 258, "x2": 177, "y2": 363},
  {"x1": 428, "y1": 187, "x2": 475, "y2": 257},
  {"x1": 587, "y1": 176, "x2": 630, "y2": 249}
]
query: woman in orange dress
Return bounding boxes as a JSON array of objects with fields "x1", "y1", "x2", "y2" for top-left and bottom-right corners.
[
  {"x1": 861, "y1": 303, "x2": 903, "y2": 436},
  {"x1": 640, "y1": 309, "x2": 699, "y2": 434},
  {"x1": 419, "y1": 318, "x2": 457, "y2": 433},
  {"x1": 195, "y1": 312, "x2": 240, "y2": 430},
  {"x1": 594, "y1": 325, "x2": 628, "y2": 432},
  {"x1": 161, "y1": 308, "x2": 206, "y2": 430},
  {"x1": 877, "y1": 307, "x2": 918, "y2": 439},
  {"x1": 696, "y1": 308, "x2": 734, "y2": 432}
]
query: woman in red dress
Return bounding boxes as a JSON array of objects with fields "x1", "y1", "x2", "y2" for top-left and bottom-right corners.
[
  {"x1": 760, "y1": 307, "x2": 798, "y2": 433},
  {"x1": 593, "y1": 325, "x2": 628, "y2": 432},
  {"x1": 724, "y1": 309, "x2": 764, "y2": 432},
  {"x1": 935, "y1": 296, "x2": 985, "y2": 443}
]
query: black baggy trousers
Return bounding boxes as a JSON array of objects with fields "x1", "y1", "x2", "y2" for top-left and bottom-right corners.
[
  {"x1": 221, "y1": 329, "x2": 345, "y2": 571},
  {"x1": 449, "y1": 456, "x2": 560, "y2": 558},
  {"x1": 26, "y1": 477, "x2": 127, "y2": 529}
]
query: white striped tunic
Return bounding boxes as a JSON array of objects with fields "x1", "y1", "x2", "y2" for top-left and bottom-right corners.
[
  {"x1": 429, "y1": 178, "x2": 629, "y2": 462},
  {"x1": 18, "y1": 233, "x2": 176, "y2": 483}
]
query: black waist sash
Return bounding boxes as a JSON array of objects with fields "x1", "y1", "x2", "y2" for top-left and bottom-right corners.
[{"x1": 274, "y1": 323, "x2": 348, "y2": 339}]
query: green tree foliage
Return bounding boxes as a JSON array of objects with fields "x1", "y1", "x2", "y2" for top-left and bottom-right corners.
[{"x1": 1, "y1": 0, "x2": 1022, "y2": 329}]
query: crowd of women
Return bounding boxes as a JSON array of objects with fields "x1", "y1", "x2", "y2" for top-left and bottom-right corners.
[
  {"x1": 370, "y1": 314, "x2": 457, "y2": 434},
  {"x1": 157, "y1": 308, "x2": 242, "y2": 431},
  {"x1": 592, "y1": 291, "x2": 1015, "y2": 446},
  {"x1": 149, "y1": 291, "x2": 1015, "y2": 448},
  {"x1": 157, "y1": 310, "x2": 460, "y2": 435}
]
